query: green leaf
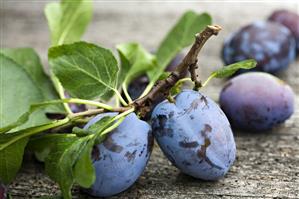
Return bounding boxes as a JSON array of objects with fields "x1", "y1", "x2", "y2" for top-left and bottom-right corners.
[
  {"x1": 72, "y1": 138, "x2": 95, "y2": 188},
  {"x1": 46, "y1": 138, "x2": 95, "y2": 198},
  {"x1": 45, "y1": 135, "x2": 79, "y2": 199},
  {"x1": 0, "y1": 118, "x2": 69, "y2": 184},
  {"x1": 29, "y1": 134, "x2": 75, "y2": 152},
  {"x1": 28, "y1": 133, "x2": 74, "y2": 162},
  {"x1": 0, "y1": 53, "x2": 50, "y2": 131},
  {"x1": 44, "y1": 116, "x2": 114, "y2": 199},
  {"x1": 73, "y1": 116, "x2": 115, "y2": 186},
  {"x1": 158, "y1": 72, "x2": 171, "y2": 81},
  {"x1": 0, "y1": 137, "x2": 28, "y2": 184},
  {"x1": 45, "y1": 0, "x2": 93, "y2": 46},
  {"x1": 49, "y1": 42, "x2": 119, "y2": 101},
  {"x1": 148, "y1": 11, "x2": 212, "y2": 82},
  {"x1": 0, "y1": 118, "x2": 70, "y2": 151},
  {"x1": 72, "y1": 115, "x2": 112, "y2": 137},
  {"x1": 117, "y1": 43, "x2": 156, "y2": 86},
  {"x1": 202, "y1": 59, "x2": 257, "y2": 88},
  {"x1": 212, "y1": 59, "x2": 257, "y2": 78},
  {"x1": 0, "y1": 48, "x2": 64, "y2": 113},
  {"x1": 30, "y1": 134, "x2": 76, "y2": 163},
  {"x1": 0, "y1": 99, "x2": 69, "y2": 134}
]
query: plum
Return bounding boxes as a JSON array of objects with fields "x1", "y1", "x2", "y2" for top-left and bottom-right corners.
[
  {"x1": 268, "y1": 10, "x2": 299, "y2": 53},
  {"x1": 84, "y1": 113, "x2": 153, "y2": 197},
  {"x1": 166, "y1": 52, "x2": 186, "y2": 73},
  {"x1": 222, "y1": 21, "x2": 296, "y2": 74},
  {"x1": 219, "y1": 72, "x2": 294, "y2": 131},
  {"x1": 151, "y1": 90, "x2": 236, "y2": 180},
  {"x1": 127, "y1": 76, "x2": 149, "y2": 100}
]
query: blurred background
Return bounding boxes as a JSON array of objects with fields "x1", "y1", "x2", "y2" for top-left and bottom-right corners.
[{"x1": 1, "y1": 1, "x2": 298, "y2": 97}]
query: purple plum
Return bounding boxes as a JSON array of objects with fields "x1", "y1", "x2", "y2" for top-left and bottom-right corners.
[
  {"x1": 268, "y1": 9, "x2": 299, "y2": 53},
  {"x1": 222, "y1": 21, "x2": 296, "y2": 74},
  {"x1": 219, "y1": 72, "x2": 295, "y2": 131}
]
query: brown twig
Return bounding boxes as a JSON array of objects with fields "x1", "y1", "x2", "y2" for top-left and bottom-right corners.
[
  {"x1": 189, "y1": 62, "x2": 202, "y2": 91},
  {"x1": 133, "y1": 25, "x2": 222, "y2": 117}
]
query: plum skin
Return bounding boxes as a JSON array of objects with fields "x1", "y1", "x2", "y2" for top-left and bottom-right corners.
[
  {"x1": 219, "y1": 72, "x2": 295, "y2": 131},
  {"x1": 151, "y1": 90, "x2": 236, "y2": 180},
  {"x1": 268, "y1": 9, "x2": 299, "y2": 53},
  {"x1": 222, "y1": 21, "x2": 296, "y2": 74},
  {"x1": 83, "y1": 113, "x2": 153, "y2": 197}
]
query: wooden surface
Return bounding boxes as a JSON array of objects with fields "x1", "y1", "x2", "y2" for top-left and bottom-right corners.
[{"x1": 1, "y1": 1, "x2": 299, "y2": 198}]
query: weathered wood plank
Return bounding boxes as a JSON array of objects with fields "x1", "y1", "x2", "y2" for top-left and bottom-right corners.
[{"x1": 1, "y1": 1, "x2": 299, "y2": 198}]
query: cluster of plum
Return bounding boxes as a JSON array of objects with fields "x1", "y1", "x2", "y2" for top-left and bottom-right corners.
[
  {"x1": 81, "y1": 51, "x2": 237, "y2": 197},
  {"x1": 221, "y1": 9, "x2": 297, "y2": 131},
  {"x1": 84, "y1": 89, "x2": 236, "y2": 197},
  {"x1": 79, "y1": 9, "x2": 297, "y2": 198},
  {"x1": 222, "y1": 10, "x2": 299, "y2": 74}
]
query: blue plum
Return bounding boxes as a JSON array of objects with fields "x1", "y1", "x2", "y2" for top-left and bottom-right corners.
[
  {"x1": 151, "y1": 90, "x2": 236, "y2": 180},
  {"x1": 84, "y1": 113, "x2": 153, "y2": 197},
  {"x1": 268, "y1": 10, "x2": 299, "y2": 53},
  {"x1": 219, "y1": 72, "x2": 295, "y2": 131},
  {"x1": 222, "y1": 21, "x2": 296, "y2": 73}
]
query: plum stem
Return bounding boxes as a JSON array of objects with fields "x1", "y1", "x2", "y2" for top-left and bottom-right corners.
[
  {"x1": 66, "y1": 98, "x2": 114, "y2": 110},
  {"x1": 202, "y1": 73, "x2": 217, "y2": 88},
  {"x1": 176, "y1": 77, "x2": 193, "y2": 85},
  {"x1": 166, "y1": 95, "x2": 176, "y2": 103},
  {"x1": 113, "y1": 88, "x2": 129, "y2": 106},
  {"x1": 122, "y1": 83, "x2": 133, "y2": 103},
  {"x1": 133, "y1": 25, "x2": 222, "y2": 117},
  {"x1": 100, "y1": 108, "x2": 135, "y2": 136},
  {"x1": 50, "y1": 72, "x2": 73, "y2": 114},
  {"x1": 69, "y1": 107, "x2": 132, "y2": 119},
  {"x1": 50, "y1": 107, "x2": 133, "y2": 133},
  {"x1": 100, "y1": 117, "x2": 126, "y2": 136}
]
